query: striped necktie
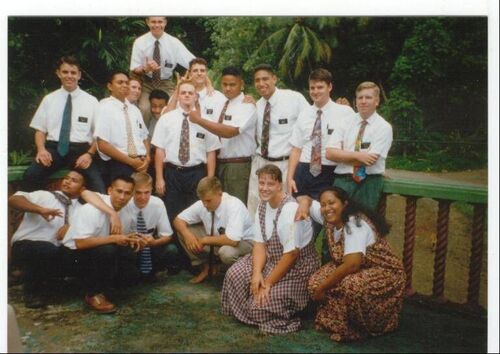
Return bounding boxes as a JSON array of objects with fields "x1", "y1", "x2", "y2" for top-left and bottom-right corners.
[{"x1": 137, "y1": 210, "x2": 153, "y2": 274}]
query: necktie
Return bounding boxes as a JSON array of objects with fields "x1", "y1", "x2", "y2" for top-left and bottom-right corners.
[
  {"x1": 353, "y1": 120, "x2": 369, "y2": 183},
  {"x1": 137, "y1": 210, "x2": 153, "y2": 274},
  {"x1": 217, "y1": 100, "x2": 230, "y2": 124},
  {"x1": 57, "y1": 94, "x2": 72, "y2": 157},
  {"x1": 123, "y1": 104, "x2": 138, "y2": 157},
  {"x1": 178, "y1": 113, "x2": 190, "y2": 165},
  {"x1": 309, "y1": 109, "x2": 323, "y2": 177},
  {"x1": 51, "y1": 191, "x2": 71, "y2": 224},
  {"x1": 208, "y1": 211, "x2": 215, "y2": 278},
  {"x1": 261, "y1": 101, "x2": 271, "y2": 158},
  {"x1": 152, "y1": 40, "x2": 161, "y2": 88}
]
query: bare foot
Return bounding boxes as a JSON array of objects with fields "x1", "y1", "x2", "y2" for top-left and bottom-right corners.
[{"x1": 190, "y1": 263, "x2": 209, "y2": 284}]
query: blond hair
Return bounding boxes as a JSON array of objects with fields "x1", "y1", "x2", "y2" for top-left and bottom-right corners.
[
  {"x1": 132, "y1": 172, "x2": 153, "y2": 188},
  {"x1": 355, "y1": 81, "x2": 380, "y2": 98},
  {"x1": 196, "y1": 176, "x2": 223, "y2": 198}
]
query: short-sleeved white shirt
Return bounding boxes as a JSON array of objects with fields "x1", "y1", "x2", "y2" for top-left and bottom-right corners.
[
  {"x1": 178, "y1": 192, "x2": 254, "y2": 242},
  {"x1": 310, "y1": 201, "x2": 375, "y2": 255},
  {"x1": 215, "y1": 93, "x2": 257, "y2": 159},
  {"x1": 290, "y1": 99, "x2": 354, "y2": 165},
  {"x1": 120, "y1": 196, "x2": 173, "y2": 237},
  {"x1": 151, "y1": 107, "x2": 221, "y2": 166},
  {"x1": 326, "y1": 111, "x2": 393, "y2": 174},
  {"x1": 94, "y1": 96, "x2": 149, "y2": 160},
  {"x1": 11, "y1": 191, "x2": 83, "y2": 246},
  {"x1": 254, "y1": 201, "x2": 313, "y2": 253},
  {"x1": 62, "y1": 194, "x2": 118, "y2": 250},
  {"x1": 130, "y1": 32, "x2": 195, "y2": 80},
  {"x1": 255, "y1": 88, "x2": 309, "y2": 158},
  {"x1": 197, "y1": 87, "x2": 227, "y2": 122},
  {"x1": 29, "y1": 87, "x2": 99, "y2": 144}
]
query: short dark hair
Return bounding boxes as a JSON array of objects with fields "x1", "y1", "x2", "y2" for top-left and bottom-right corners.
[
  {"x1": 68, "y1": 169, "x2": 87, "y2": 187},
  {"x1": 149, "y1": 89, "x2": 169, "y2": 102},
  {"x1": 110, "y1": 175, "x2": 135, "y2": 187},
  {"x1": 256, "y1": 164, "x2": 282, "y2": 183},
  {"x1": 189, "y1": 57, "x2": 208, "y2": 69},
  {"x1": 309, "y1": 68, "x2": 333, "y2": 85},
  {"x1": 222, "y1": 66, "x2": 242, "y2": 78},
  {"x1": 107, "y1": 70, "x2": 129, "y2": 84},
  {"x1": 253, "y1": 63, "x2": 274, "y2": 76},
  {"x1": 57, "y1": 56, "x2": 81, "y2": 71}
]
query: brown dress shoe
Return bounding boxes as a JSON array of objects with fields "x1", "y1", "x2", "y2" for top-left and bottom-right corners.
[{"x1": 84, "y1": 294, "x2": 116, "y2": 314}]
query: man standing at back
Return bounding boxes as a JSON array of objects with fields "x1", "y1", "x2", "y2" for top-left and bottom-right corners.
[
  {"x1": 247, "y1": 64, "x2": 309, "y2": 216},
  {"x1": 22, "y1": 56, "x2": 105, "y2": 193},
  {"x1": 130, "y1": 16, "x2": 195, "y2": 125}
]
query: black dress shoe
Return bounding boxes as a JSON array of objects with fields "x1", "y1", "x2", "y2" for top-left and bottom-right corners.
[{"x1": 24, "y1": 293, "x2": 45, "y2": 309}]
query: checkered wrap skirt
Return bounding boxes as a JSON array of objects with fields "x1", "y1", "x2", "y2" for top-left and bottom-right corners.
[{"x1": 221, "y1": 195, "x2": 320, "y2": 334}]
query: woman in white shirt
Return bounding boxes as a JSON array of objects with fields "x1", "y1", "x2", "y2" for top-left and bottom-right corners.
[{"x1": 307, "y1": 186, "x2": 405, "y2": 342}]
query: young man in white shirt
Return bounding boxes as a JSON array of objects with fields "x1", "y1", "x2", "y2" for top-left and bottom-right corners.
[
  {"x1": 9, "y1": 170, "x2": 120, "y2": 308},
  {"x1": 127, "y1": 78, "x2": 143, "y2": 107},
  {"x1": 174, "y1": 176, "x2": 254, "y2": 284},
  {"x1": 61, "y1": 175, "x2": 143, "y2": 313},
  {"x1": 130, "y1": 16, "x2": 195, "y2": 124},
  {"x1": 22, "y1": 56, "x2": 105, "y2": 193},
  {"x1": 120, "y1": 172, "x2": 176, "y2": 281},
  {"x1": 95, "y1": 71, "x2": 150, "y2": 183},
  {"x1": 247, "y1": 64, "x2": 309, "y2": 217},
  {"x1": 187, "y1": 66, "x2": 257, "y2": 204},
  {"x1": 288, "y1": 68, "x2": 354, "y2": 200},
  {"x1": 326, "y1": 81, "x2": 393, "y2": 211}
]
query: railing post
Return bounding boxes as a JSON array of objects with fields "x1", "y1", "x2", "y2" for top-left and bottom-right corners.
[
  {"x1": 403, "y1": 196, "x2": 418, "y2": 296},
  {"x1": 466, "y1": 204, "x2": 486, "y2": 307},
  {"x1": 378, "y1": 193, "x2": 387, "y2": 218},
  {"x1": 432, "y1": 199, "x2": 451, "y2": 301}
]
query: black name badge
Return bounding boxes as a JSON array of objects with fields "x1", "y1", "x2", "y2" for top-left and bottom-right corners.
[
  {"x1": 196, "y1": 132, "x2": 205, "y2": 139},
  {"x1": 164, "y1": 61, "x2": 173, "y2": 68},
  {"x1": 218, "y1": 226, "x2": 226, "y2": 235},
  {"x1": 78, "y1": 116, "x2": 88, "y2": 123},
  {"x1": 361, "y1": 142, "x2": 371, "y2": 149},
  {"x1": 328, "y1": 128, "x2": 334, "y2": 135},
  {"x1": 224, "y1": 115, "x2": 232, "y2": 121},
  {"x1": 206, "y1": 108, "x2": 213, "y2": 115},
  {"x1": 278, "y1": 118, "x2": 288, "y2": 125},
  {"x1": 139, "y1": 123, "x2": 143, "y2": 129}
]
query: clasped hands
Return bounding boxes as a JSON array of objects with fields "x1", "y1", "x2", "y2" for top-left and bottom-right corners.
[
  {"x1": 111, "y1": 233, "x2": 153, "y2": 252},
  {"x1": 251, "y1": 272, "x2": 271, "y2": 307}
]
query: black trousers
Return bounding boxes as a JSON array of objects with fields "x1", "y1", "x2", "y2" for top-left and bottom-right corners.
[
  {"x1": 293, "y1": 163, "x2": 336, "y2": 200},
  {"x1": 22, "y1": 141, "x2": 105, "y2": 193}
]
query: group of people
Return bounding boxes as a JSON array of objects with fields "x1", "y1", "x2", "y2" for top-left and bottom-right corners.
[{"x1": 9, "y1": 16, "x2": 406, "y2": 342}]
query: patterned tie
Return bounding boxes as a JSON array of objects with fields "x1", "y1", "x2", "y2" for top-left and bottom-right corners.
[
  {"x1": 353, "y1": 120, "x2": 369, "y2": 183},
  {"x1": 152, "y1": 40, "x2": 161, "y2": 88},
  {"x1": 178, "y1": 113, "x2": 190, "y2": 165},
  {"x1": 137, "y1": 210, "x2": 153, "y2": 274},
  {"x1": 123, "y1": 104, "x2": 138, "y2": 157},
  {"x1": 51, "y1": 191, "x2": 71, "y2": 224},
  {"x1": 57, "y1": 94, "x2": 72, "y2": 157},
  {"x1": 309, "y1": 109, "x2": 323, "y2": 177},
  {"x1": 260, "y1": 101, "x2": 271, "y2": 158},
  {"x1": 217, "y1": 100, "x2": 230, "y2": 124}
]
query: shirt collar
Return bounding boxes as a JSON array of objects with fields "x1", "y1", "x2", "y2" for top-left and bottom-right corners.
[
  {"x1": 356, "y1": 111, "x2": 378, "y2": 125},
  {"x1": 228, "y1": 92, "x2": 244, "y2": 105},
  {"x1": 267, "y1": 87, "x2": 281, "y2": 106},
  {"x1": 212, "y1": 192, "x2": 229, "y2": 218},
  {"x1": 198, "y1": 87, "x2": 208, "y2": 100},
  {"x1": 313, "y1": 99, "x2": 333, "y2": 112},
  {"x1": 147, "y1": 32, "x2": 166, "y2": 42},
  {"x1": 61, "y1": 86, "x2": 81, "y2": 98}
]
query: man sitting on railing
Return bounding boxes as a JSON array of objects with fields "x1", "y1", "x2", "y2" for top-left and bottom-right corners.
[{"x1": 9, "y1": 170, "x2": 120, "y2": 309}]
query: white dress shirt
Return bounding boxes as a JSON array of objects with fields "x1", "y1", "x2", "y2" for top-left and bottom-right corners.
[
  {"x1": 215, "y1": 93, "x2": 257, "y2": 159},
  {"x1": 253, "y1": 201, "x2": 313, "y2": 253},
  {"x1": 151, "y1": 107, "x2": 221, "y2": 166},
  {"x1": 94, "y1": 97, "x2": 149, "y2": 160},
  {"x1": 30, "y1": 87, "x2": 99, "y2": 144},
  {"x1": 198, "y1": 87, "x2": 227, "y2": 121},
  {"x1": 11, "y1": 191, "x2": 83, "y2": 247},
  {"x1": 178, "y1": 192, "x2": 255, "y2": 242},
  {"x1": 326, "y1": 111, "x2": 393, "y2": 174},
  {"x1": 130, "y1": 32, "x2": 195, "y2": 80},
  {"x1": 289, "y1": 99, "x2": 354, "y2": 165},
  {"x1": 255, "y1": 88, "x2": 309, "y2": 158},
  {"x1": 120, "y1": 196, "x2": 173, "y2": 237}
]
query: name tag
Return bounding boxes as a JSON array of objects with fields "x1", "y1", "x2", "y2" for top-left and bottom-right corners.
[
  {"x1": 361, "y1": 142, "x2": 371, "y2": 149},
  {"x1": 139, "y1": 123, "x2": 143, "y2": 129},
  {"x1": 278, "y1": 118, "x2": 288, "y2": 125},
  {"x1": 224, "y1": 115, "x2": 232, "y2": 121},
  {"x1": 217, "y1": 226, "x2": 226, "y2": 235},
  {"x1": 206, "y1": 108, "x2": 213, "y2": 115},
  {"x1": 196, "y1": 132, "x2": 205, "y2": 139},
  {"x1": 164, "y1": 61, "x2": 173, "y2": 68},
  {"x1": 78, "y1": 116, "x2": 88, "y2": 123},
  {"x1": 328, "y1": 128, "x2": 334, "y2": 135}
]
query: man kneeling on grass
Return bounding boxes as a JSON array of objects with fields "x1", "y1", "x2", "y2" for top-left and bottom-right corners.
[{"x1": 174, "y1": 176, "x2": 254, "y2": 283}]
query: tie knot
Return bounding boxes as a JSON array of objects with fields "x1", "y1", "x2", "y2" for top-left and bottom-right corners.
[
  {"x1": 155, "y1": 40, "x2": 160, "y2": 46},
  {"x1": 361, "y1": 120, "x2": 368, "y2": 126},
  {"x1": 182, "y1": 112, "x2": 189, "y2": 118},
  {"x1": 317, "y1": 109, "x2": 323, "y2": 116}
]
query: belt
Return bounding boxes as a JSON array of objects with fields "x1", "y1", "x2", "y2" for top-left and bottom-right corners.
[
  {"x1": 217, "y1": 157, "x2": 252, "y2": 164},
  {"x1": 165, "y1": 162, "x2": 204, "y2": 171},
  {"x1": 261, "y1": 155, "x2": 289, "y2": 162}
]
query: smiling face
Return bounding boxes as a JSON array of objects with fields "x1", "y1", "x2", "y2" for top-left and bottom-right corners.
[
  {"x1": 127, "y1": 79, "x2": 142, "y2": 103},
  {"x1": 309, "y1": 79, "x2": 332, "y2": 108},
  {"x1": 258, "y1": 173, "x2": 282, "y2": 204},
  {"x1": 189, "y1": 63, "x2": 208, "y2": 88},
  {"x1": 146, "y1": 17, "x2": 167, "y2": 38},
  {"x1": 107, "y1": 73, "x2": 130, "y2": 102},
  {"x1": 319, "y1": 190, "x2": 346, "y2": 228},
  {"x1": 356, "y1": 87, "x2": 379, "y2": 119},
  {"x1": 56, "y1": 63, "x2": 81, "y2": 92},
  {"x1": 254, "y1": 69, "x2": 277, "y2": 100}
]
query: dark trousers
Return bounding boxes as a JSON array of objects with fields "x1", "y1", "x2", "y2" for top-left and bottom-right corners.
[
  {"x1": 11, "y1": 240, "x2": 61, "y2": 295},
  {"x1": 293, "y1": 163, "x2": 336, "y2": 200},
  {"x1": 117, "y1": 244, "x2": 178, "y2": 280},
  {"x1": 333, "y1": 174, "x2": 384, "y2": 212},
  {"x1": 22, "y1": 141, "x2": 105, "y2": 193},
  {"x1": 106, "y1": 160, "x2": 137, "y2": 186}
]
